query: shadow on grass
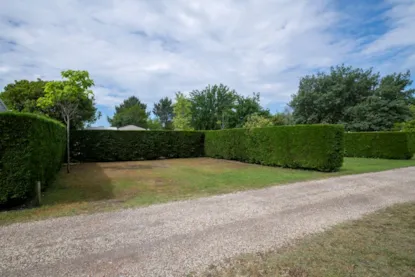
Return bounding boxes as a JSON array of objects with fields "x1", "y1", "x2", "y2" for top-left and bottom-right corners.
[{"x1": 41, "y1": 163, "x2": 115, "y2": 205}]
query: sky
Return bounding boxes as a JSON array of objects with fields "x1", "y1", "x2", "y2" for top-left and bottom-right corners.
[{"x1": 1, "y1": 0, "x2": 414, "y2": 127}]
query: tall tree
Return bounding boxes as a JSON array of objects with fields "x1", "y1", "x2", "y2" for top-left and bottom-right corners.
[
  {"x1": 110, "y1": 106, "x2": 149, "y2": 128},
  {"x1": 172, "y1": 92, "x2": 193, "y2": 130},
  {"x1": 0, "y1": 79, "x2": 98, "y2": 128},
  {"x1": 108, "y1": 96, "x2": 149, "y2": 128},
  {"x1": 190, "y1": 84, "x2": 237, "y2": 130},
  {"x1": 37, "y1": 70, "x2": 95, "y2": 173},
  {"x1": 228, "y1": 93, "x2": 270, "y2": 128},
  {"x1": 153, "y1": 97, "x2": 173, "y2": 129},
  {"x1": 290, "y1": 65, "x2": 414, "y2": 131},
  {"x1": 114, "y1": 96, "x2": 147, "y2": 113}
]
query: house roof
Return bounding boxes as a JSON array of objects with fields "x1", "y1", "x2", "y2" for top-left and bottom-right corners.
[
  {"x1": 84, "y1": 125, "x2": 147, "y2": 131},
  {"x1": 85, "y1": 126, "x2": 118, "y2": 130},
  {"x1": 118, "y1": 125, "x2": 147, "y2": 130},
  {"x1": 0, "y1": 99, "x2": 7, "y2": 112}
]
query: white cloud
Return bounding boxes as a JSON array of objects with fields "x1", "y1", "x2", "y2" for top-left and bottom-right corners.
[
  {"x1": 363, "y1": 0, "x2": 415, "y2": 55},
  {"x1": 0, "y1": 0, "x2": 414, "y2": 122}
]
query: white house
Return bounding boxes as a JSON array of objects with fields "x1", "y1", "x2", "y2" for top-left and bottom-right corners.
[
  {"x1": 118, "y1": 125, "x2": 147, "y2": 131},
  {"x1": 0, "y1": 99, "x2": 7, "y2": 112}
]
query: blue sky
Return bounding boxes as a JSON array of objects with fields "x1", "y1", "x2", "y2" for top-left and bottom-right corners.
[{"x1": 1, "y1": 0, "x2": 414, "y2": 127}]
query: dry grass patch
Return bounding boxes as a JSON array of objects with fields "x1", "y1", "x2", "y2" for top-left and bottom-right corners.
[
  {"x1": 1, "y1": 157, "x2": 415, "y2": 225},
  {"x1": 195, "y1": 203, "x2": 415, "y2": 277}
]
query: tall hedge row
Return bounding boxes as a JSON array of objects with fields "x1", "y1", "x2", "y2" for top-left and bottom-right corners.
[
  {"x1": 344, "y1": 132, "x2": 413, "y2": 159},
  {"x1": 205, "y1": 125, "x2": 344, "y2": 172},
  {"x1": 0, "y1": 112, "x2": 66, "y2": 205},
  {"x1": 70, "y1": 130, "x2": 205, "y2": 162},
  {"x1": 407, "y1": 132, "x2": 415, "y2": 154}
]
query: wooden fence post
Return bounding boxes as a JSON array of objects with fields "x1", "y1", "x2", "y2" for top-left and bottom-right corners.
[{"x1": 36, "y1": 181, "x2": 41, "y2": 205}]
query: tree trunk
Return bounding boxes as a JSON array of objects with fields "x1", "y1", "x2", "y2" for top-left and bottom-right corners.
[{"x1": 66, "y1": 117, "x2": 70, "y2": 173}]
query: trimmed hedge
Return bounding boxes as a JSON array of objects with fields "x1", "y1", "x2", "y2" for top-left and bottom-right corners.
[
  {"x1": 205, "y1": 125, "x2": 344, "y2": 172},
  {"x1": 0, "y1": 112, "x2": 66, "y2": 205},
  {"x1": 407, "y1": 132, "x2": 415, "y2": 154},
  {"x1": 344, "y1": 132, "x2": 413, "y2": 159},
  {"x1": 70, "y1": 130, "x2": 204, "y2": 162}
]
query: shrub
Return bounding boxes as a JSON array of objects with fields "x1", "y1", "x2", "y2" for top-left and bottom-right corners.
[
  {"x1": 344, "y1": 132, "x2": 413, "y2": 159},
  {"x1": 405, "y1": 132, "x2": 415, "y2": 154},
  {"x1": 70, "y1": 130, "x2": 204, "y2": 162},
  {"x1": 0, "y1": 112, "x2": 66, "y2": 206},
  {"x1": 205, "y1": 125, "x2": 344, "y2": 172}
]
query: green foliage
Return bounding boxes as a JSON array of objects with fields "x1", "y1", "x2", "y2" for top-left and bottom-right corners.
[
  {"x1": 37, "y1": 70, "x2": 96, "y2": 173},
  {"x1": 394, "y1": 120, "x2": 415, "y2": 132},
  {"x1": 205, "y1": 125, "x2": 344, "y2": 172},
  {"x1": 407, "y1": 132, "x2": 415, "y2": 154},
  {"x1": 270, "y1": 113, "x2": 286, "y2": 126},
  {"x1": 70, "y1": 130, "x2": 204, "y2": 162},
  {"x1": 0, "y1": 79, "x2": 46, "y2": 112},
  {"x1": 346, "y1": 96, "x2": 412, "y2": 131},
  {"x1": 189, "y1": 86, "x2": 270, "y2": 130},
  {"x1": 109, "y1": 105, "x2": 149, "y2": 128},
  {"x1": 229, "y1": 93, "x2": 270, "y2": 128},
  {"x1": 108, "y1": 96, "x2": 149, "y2": 128},
  {"x1": 37, "y1": 70, "x2": 95, "y2": 126},
  {"x1": 114, "y1": 96, "x2": 147, "y2": 114},
  {"x1": 147, "y1": 118, "x2": 163, "y2": 130},
  {"x1": 344, "y1": 132, "x2": 413, "y2": 159},
  {"x1": 0, "y1": 78, "x2": 98, "y2": 128},
  {"x1": 190, "y1": 84, "x2": 237, "y2": 130},
  {"x1": 172, "y1": 92, "x2": 193, "y2": 130},
  {"x1": 243, "y1": 114, "x2": 274, "y2": 129},
  {"x1": 410, "y1": 104, "x2": 415, "y2": 118},
  {"x1": 290, "y1": 65, "x2": 414, "y2": 131},
  {"x1": 273, "y1": 107, "x2": 295, "y2": 125},
  {"x1": 153, "y1": 97, "x2": 174, "y2": 129},
  {"x1": 0, "y1": 112, "x2": 66, "y2": 206}
]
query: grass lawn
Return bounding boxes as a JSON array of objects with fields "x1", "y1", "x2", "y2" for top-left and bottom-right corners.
[
  {"x1": 1, "y1": 157, "x2": 415, "y2": 225},
  {"x1": 196, "y1": 202, "x2": 415, "y2": 277}
]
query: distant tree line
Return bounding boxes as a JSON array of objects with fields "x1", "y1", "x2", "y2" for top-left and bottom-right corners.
[
  {"x1": 106, "y1": 84, "x2": 293, "y2": 130},
  {"x1": 1, "y1": 65, "x2": 413, "y2": 132}
]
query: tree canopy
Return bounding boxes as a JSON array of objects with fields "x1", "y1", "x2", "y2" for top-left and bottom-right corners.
[
  {"x1": 0, "y1": 78, "x2": 98, "y2": 128},
  {"x1": 188, "y1": 84, "x2": 269, "y2": 130},
  {"x1": 153, "y1": 97, "x2": 173, "y2": 129},
  {"x1": 189, "y1": 84, "x2": 237, "y2": 130},
  {"x1": 172, "y1": 92, "x2": 193, "y2": 130},
  {"x1": 229, "y1": 93, "x2": 271, "y2": 128},
  {"x1": 107, "y1": 96, "x2": 149, "y2": 128},
  {"x1": 290, "y1": 65, "x2": 414, "y2": 131}
]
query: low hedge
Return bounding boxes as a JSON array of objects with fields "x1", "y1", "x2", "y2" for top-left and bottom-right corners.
[
  {"x1": 205, "y1": 125, "x2": 344, "y2": 172},
  {"x1": 70, "y1": 130, "x2": 204, "y2": 162},
  {"x1": 0, "y1": 112, "x2": 66, "y2": 206},
  {"x1": 344, "y1": 132, "x2": 413, "y2": 159}
]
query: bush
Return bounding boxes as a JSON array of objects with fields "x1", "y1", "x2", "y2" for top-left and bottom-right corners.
[
  {"x1": 70, "y1": 130, "x2": 204, "y2": 162},
  {"x1": 405, "y1": 132, "x2": 415, "y2": 154},
  {"x1": 0, "y1": 112, "x2": 66, "y2": 206},
  {"x1": 205, "y1": 125, "x2": 344, "y2": 172},
  {"x1": 344, "y1": 132, "x2": 413, "y2": 159}
]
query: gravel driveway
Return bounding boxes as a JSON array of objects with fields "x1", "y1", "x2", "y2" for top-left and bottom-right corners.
[{"x1": 1, "y1": 167, "x2": 415, "y2": 277}]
